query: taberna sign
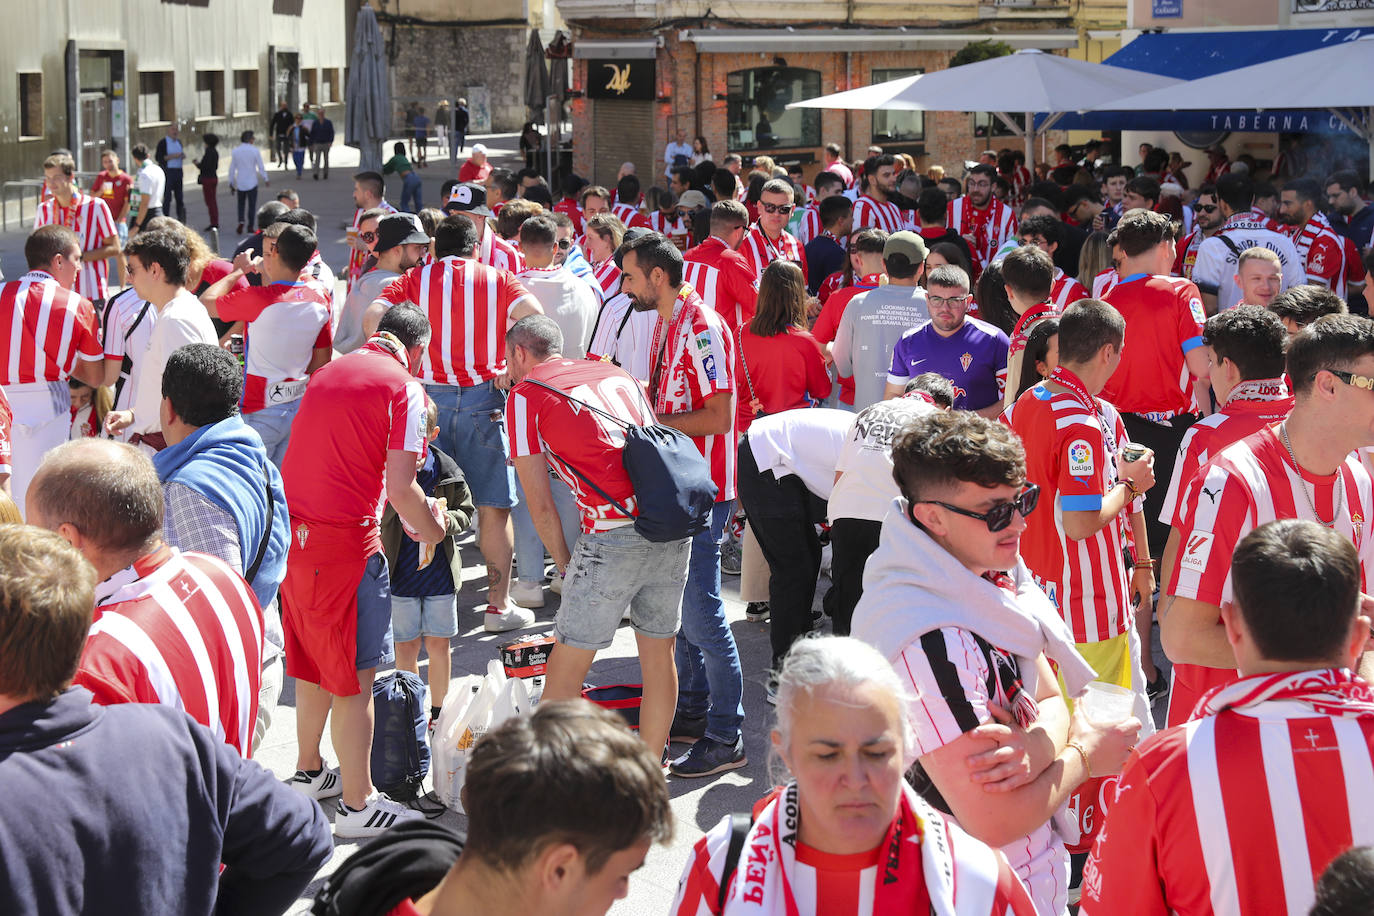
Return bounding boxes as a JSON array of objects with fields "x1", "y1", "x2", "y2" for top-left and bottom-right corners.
[{"x1": 586, "y1": 59, "x2": 656, "y2": 101}]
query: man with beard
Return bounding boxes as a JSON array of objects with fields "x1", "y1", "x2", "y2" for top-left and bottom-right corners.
[
  {"x1": 617, "y1": 233, "x2": 747, "y2": 779},
  {"x1": 947, "y1": 163, "x2": 1017, "y2": 278},
  {"x1": 1173, "y1": 183, "x2": 1224, "y2": 280},
  {"x1": 851, "y1": 154, "x2": 904, "y2": 235},
  {"x1": 1279, "y1": 178, "x2": 1364, "y2": 301}
]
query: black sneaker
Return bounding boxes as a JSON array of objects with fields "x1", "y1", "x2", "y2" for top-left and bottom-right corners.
[
  {"x1": 669, "y1": 735, "x2": 747, "y2": 778},
  {"x1": 669, "y1": 710, "x2": 707, "y2": 745},
  {"x1": 745, "y1": 601, "x2": 770, "y2": 623},
  {"x1": 766, "y1": 672, "x2": 779, "y2": 706},
  {"x1": 1146, "y1": 671, "x2": 1169, "y2": 704}
]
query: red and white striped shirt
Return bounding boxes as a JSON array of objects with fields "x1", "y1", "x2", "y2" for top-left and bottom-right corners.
[
  {"x1": 947, "y1": 196, "x2": 1017, "y2": 272},
  {"x1": 1081, "y1": 674, "x2": 1374, "y2": 916},
  {"x1": 1011, "y1": 375, "x2": 1134, "y2": 643},
  {"x1": 648, "y1": 209, "x2": 692, "y2": 248},
  {"x1": 0, "y1": 270, "x2": 103, "y2": 385},
  {"x1": 683, "y1": 237, "x2": 760, "y2": 330},
  {"x1": 508, "y1": 358, "x2": 654, "y2": 533},
  {"x1": 0, "y1": 389, "x2": 11, "y2": 477},
  {"x1": 611, "y1": 202, "x2": 651, "y2": 230},
  {"x1": 1173, "y1": 227, "x2": 1206, "y2": 279},
  {"x1": 650, "y1": 286, "x2": 737, "y2": 500},
  {"x1": 217, "y1": 280, "x2": 333, "y2": 413},
  {"x1": 794, "y1": 202, "x2": 822, "y2": 246},
  {"x1": 346, "y1": 201, "x2": 398, "y2": 288},
  {"x1": 1289, "y1": 211, "x2": 1361, "y2": 299},
  {"x1": 477, "y1": 228, "x2": 524, "y2": 275},
  {"x1": 75, "y1": 545, "x2": 264, "y2": 758},
  {"x1": 1049, "y1": 268, "x2": 1089, "y2": 310},
  {"x1": 590, "y1": 258, "x2": 621, "y2": 298},
  {"x1": 552, "y1": 197, "x2": 583, "y2": 235},
  {"x1": 1091, "y1": 268, "x2": 1118, "y2": 300},
  {"x1": 33, "y1": 190, "x2": 117, "y2": 301},
  {"x1": 101, "y1": 288, "x2": 157, "y2": 414},
  {"x1": 376, "y1": 256, "x2": 536, "y2": 387},
  {"x1": 738, "y1": 225, "x2": 808, "y2": 285},
  {"x1": 851, "y1": 194, "x2": 904, "y2": 235}
]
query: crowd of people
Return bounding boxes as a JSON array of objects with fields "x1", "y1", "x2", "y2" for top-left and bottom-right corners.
[{"x1": 4, "y1": 130, "x2": 1374, "y2": 916}]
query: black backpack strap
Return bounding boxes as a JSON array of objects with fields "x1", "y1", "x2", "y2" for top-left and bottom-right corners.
[
  {"x1": 717, "y1": 812, "x2": 753, "y2": 911},
  {"x1": 518, "y1": 377, "x2": 638, "y2": 518},
  {"x1": 110, "y1": 297, "x2": 154, "y2": 415},
  {"x1": 520, "y1": 377, "x2": 635, "y2": 429},
  {"x1": 244, "y1": 462, "x2": 275, "y2": 584},
  {"x1": 544, "y1": 443, "x2": 635, "y2": 520},
  {"x1": 1217, "y1": 232, "x2": 1244, "y2": 259}
]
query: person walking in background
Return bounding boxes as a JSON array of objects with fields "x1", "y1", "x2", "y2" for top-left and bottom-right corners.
[
  {"x1": 130, "y1": 145, "x2": 165, "y2": 232},
  {"x1": 413, "y1": 108, "x2": 430, "y2": 168},
  {"x1": 228, "y1": 131, "x2": 270, "y2": 235},
  {"x1": 270, "y1": 99, "x2": 293, "y2": 168},
  {"x1": 155, "y1": 124, "x2": 187, "y2": 223},
  {"x1": 384, "y1": 142, "x2": 423, "y2": 213},
  {"x1": 433, "y1": 100, "x2": 450, "y2": 157},
  {"x1": 455, "y1": 98, "x2": 470, "y2": 154},
  {"x1": 288, "y1": 115, "x2": 309, "y2": 180},
  {"x1": 194, "y1": 134, "x2": 220, "y2": 232},
  {"x1": 309, "y1": 109, "x2": 334, "y2": 180}
]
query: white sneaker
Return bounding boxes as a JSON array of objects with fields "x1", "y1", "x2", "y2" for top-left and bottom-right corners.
[
  {"x1": 548, "y1": 572, "x2": 563, "y2": 596},
  {"x1": 509, "y1": 580, "x2": 546, "y2": 608},
  {"x1": 484, "y1": 604, "x2": 537, "y2": 633},
  {"x1": 334, "y1": 793, "x2": 422, "y2": 838},
  {"x1": 290, "y1": 764, "x2": 342, "y2": 800}
]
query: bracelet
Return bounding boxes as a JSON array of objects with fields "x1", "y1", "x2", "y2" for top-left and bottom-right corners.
[
  {"x1": 1135, "y1": 558, "x2": 1155, "y2": 570},
  {"x1": 1120, "y1": 478, "x2": 1142, "y2": 500},
  {"x1": 1066, "y1": 740, "x2": 1093, "y2": 780}
]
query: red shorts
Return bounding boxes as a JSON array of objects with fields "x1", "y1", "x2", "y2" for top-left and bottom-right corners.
[{"x1": 281, "y1": 518, "x2": 387, "y2": 697}]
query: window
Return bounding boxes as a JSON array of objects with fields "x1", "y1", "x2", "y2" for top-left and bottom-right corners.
[
  {"x1": 139, "y1": 71, "x2": 174, "y2": 125},
  {"x1": 233, "y1": 69, "x2": 260, "y2": 114},
  {"x1": 726, "y1": 67, "x2": 821, "y2": 151},
  {"x1": 871, "y1": 69, "x2": 923, "y2": 145},
  {"x1": 322, "y1": 68, "x2": 340, "y2": 103},
  {"x1": 18, "y1": 72, "x2": 42, "y2": 138},
  {"x1": 302, "y1": 68, "x2": 318, "y2": 107},
  {"x1": 972, "y1": 111, "x2": 1026, "y2": 139},
  {"x1": 195, "y1": 70, "x2": 225, "y2": 118}
]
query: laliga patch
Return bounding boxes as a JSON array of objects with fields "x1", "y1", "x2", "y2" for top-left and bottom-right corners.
[
  {"x1": 1188, "y1": 297, "x2": 1206, "y2": 327},
  {"x1": 1067, "y1": 438, "x2": 1095, "y2": 477},
  {"x1": 1180, "y1": 531, "x2": 1213, "y2": 572}
]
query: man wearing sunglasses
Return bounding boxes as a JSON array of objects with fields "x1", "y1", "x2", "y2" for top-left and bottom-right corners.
[
  {"x1": 1010, "y1": 299, "x2": 1157, "y2": 738},
  {"x1": 1172, "y1": 184, "x2": 1222, "y2": 280},
  {"x1": 853, "y1": 409, "x2": 1139, "y2": 916},
  {"x1": 1163, "y1": 314, "x2": 1374, "y2": 727},
  {"x1": 738, "y1": 178, "x2": 808, "y2": 286}
]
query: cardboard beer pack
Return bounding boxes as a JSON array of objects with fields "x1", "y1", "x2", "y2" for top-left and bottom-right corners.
[{"x1": 500, "y1": 632, "x2": 555, "y2": 679}]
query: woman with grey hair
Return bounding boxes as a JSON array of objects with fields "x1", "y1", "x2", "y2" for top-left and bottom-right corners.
[{"x1": 671, "y1": 636, "x2": 1036, "y2": 915}]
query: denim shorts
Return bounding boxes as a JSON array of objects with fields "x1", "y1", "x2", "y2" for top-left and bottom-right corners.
[
  {"x1": 391, "y1": 593, "x2": 459, "y2": 642},
  {"x1": 427, "y1": 380, "x2": 516, "y2": 508},
  {"x1": 355, "y1": 552, "x2": 396, "y2": 670},
  {"x1": 557, "y1": 525, "x2": 690, "y2": 651}
]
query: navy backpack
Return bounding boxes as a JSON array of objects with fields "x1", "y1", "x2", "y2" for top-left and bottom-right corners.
[{"x1": 371, "y1": 670, "x2": 430, "y2": 801}]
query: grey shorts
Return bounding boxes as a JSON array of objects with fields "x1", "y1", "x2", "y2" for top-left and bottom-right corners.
[{"x1": 556, "y1": 525, "x2": 690, "y2": 651}]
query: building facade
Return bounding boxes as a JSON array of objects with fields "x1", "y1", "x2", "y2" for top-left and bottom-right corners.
[
  {"x1": 2, "y1": 0, "x2": 347, "y2": 181},
  {"x1": 557, "y1": 0, "x2": 1127, "y2": 188}
]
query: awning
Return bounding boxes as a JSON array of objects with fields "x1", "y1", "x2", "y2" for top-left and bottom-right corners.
[
  {"x1": 572, "y1": 38, "x2": 660, "y2": 60},
  {"x1": 679, "y1": 28, "x2": 1078, "y2": 54},
  {"x1": 1046, "y1": 27, "x2": 1371, "y2": 134}
]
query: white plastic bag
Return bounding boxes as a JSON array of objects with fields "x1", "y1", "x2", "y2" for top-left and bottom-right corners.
[{"x1": 431, "y1": 663, "x2": 530, "y2": 812}]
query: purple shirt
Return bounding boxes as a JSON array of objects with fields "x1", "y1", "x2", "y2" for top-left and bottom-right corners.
[{"x1": 886, "y1": 317, "x2": 1009, "y2": 411}]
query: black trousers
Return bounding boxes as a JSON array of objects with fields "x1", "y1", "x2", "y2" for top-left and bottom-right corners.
[
  {"x1": 162, "y1": 168, "x2": 185, "y2": 222},
  {"x1": 826, "y1": 517, "x2": 883, "y2": 636},
  {"x1": 736, "y1": 436, "x2": 828, "y2": 669},
  {"x1": 1121, "y1": 411, "x2": 1197, "y2": 560}
]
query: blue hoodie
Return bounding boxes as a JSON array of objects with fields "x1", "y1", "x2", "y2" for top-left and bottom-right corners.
[{"x1": 154, "y1": 415, "x2": 289, "y2": 608}]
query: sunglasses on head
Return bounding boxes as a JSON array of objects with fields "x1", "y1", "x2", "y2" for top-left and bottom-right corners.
[
  {"x1": 760, "y1": 202, "x2": 793, "y2": 215},
  {"x1": 912, "y1": 484, "x2": 1040, "y2": 532}
]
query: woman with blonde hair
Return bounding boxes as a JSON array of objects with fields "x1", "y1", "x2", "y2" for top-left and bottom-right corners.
[
  {"x1": 672, "y1": 636, "x2": 1037, "y2": 915},
  {"x1": 1076, "y1": 229, "x2": 1115, "y2": 295},
  {"x1": 733, "y1": 260, "x2": 830, "y2": 433},
  {"x1": 581, "y1": 213, "x2": 626, "y2": 296}
]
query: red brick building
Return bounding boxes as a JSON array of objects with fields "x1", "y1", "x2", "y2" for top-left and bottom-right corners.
[{"x1": 559, "y1": 13, "x2": 1093, "y2": 188}]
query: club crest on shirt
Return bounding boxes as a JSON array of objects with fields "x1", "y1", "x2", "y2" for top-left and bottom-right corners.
[
  {"x1": 1310, "y1": 249, "x2": 1326, "y2": 273},
  {"x1": 1188, "y1": 297, "x2": 1206, "y2": 327},
  {"x1": 1067, "y1": 438, "x2": 1094, "y2": 477},
  {"x1": 1180, "y1": 531, "x2": 1213, "y2": 572},
  {"x1": 295, "y1": 522, "x2": 310, "y2": 549},
  {"x1": 959, "y1": 351, "x2": 973, "y2": 373}
]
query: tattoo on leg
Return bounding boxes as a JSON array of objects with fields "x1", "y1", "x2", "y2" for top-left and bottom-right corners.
[{"x1": 486, "y1": 563, "x2": 504, "y2": 590}]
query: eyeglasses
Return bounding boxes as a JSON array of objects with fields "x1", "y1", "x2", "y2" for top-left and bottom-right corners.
[
  {"x1": 360, "y1": 231, "x2": 378, "y2": 243},
  {"x1": 928, "y1": 294, "x2": 970, "y2": 308},
  {"x1": 967, "y1": 180, "x2": 992, "y2": 190},
  {"x1": 1195, "y1": 204, "x2": 1219, "y2": 213},
  {"x1": 760, "y1": 202, "x2": 793, "y2": 215},
  {"x1": 557, "y1": 238, "x2": 572, "y2": 249},
  {"x1": 914, "y1": 484, "x2": 1040, "y2": 532},
  {"x1": 1328, "y1": 369, "x2": 1374, "y2": 391}
]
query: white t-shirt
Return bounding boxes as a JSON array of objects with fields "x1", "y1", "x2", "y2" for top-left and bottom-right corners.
[
  {"x1": 1191, "y1": 217, "x2": 1303, "y2": 312},
  {"x1": 830, "y1": 396, "x2": 937, "y2": 521},
  {"x1": 744, "y1": 408, "x2": 853, "y2": 500},
  {"x1": 137, "y1": 162, "x2": 166, "y2": 212},
  {"x1": 517, "y1": 265, "x2": 601, "y2": 360},
  {"x1": 128, "y1": 290, "x2": 218, "y2": 435}
]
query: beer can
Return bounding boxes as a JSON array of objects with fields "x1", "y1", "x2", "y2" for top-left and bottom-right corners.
[{"x1": 1121, "y1": 442, "x2": 1148, "y2": 463}]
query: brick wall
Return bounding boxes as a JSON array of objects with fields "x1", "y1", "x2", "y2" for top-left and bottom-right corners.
[{"x1": 569, "y1": 27, "x2": 1065, "y2": 188}]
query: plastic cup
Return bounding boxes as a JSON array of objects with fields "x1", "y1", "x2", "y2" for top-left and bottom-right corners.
[{"x1": 1077, "y1": 681, "x2": 1134, "y2": 726}]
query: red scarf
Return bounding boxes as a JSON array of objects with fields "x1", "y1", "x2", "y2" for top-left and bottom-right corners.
[
  {"x1": 1009, "y1": 302, "x2": 1056, "y2": 357},
  {"x1": 1194, "y1": 668, "x2": 1374, "y2": 721},
  {"x1": 647, "y1": 284, "x2": 699, "y2": 414}
]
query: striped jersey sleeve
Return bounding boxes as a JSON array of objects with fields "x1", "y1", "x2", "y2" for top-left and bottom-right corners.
[{"x1": 897, "y1": 628, "x2": 993, "y2": 756}]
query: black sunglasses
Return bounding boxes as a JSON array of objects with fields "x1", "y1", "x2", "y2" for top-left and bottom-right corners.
[
  {"x1": 912, "y1": 484, "x2": 1040, "y2": 532},
  {"x1": 1195, "y1": 204, "x2": 1219, "y2": 213},
  {"x1": 760, "y1": 202, "x2": 793, "y2": 215}
]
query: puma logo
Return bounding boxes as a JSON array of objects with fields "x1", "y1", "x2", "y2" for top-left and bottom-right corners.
[{"x1": 1201, "y1": 486, "x2": 1221, "y2": 503}]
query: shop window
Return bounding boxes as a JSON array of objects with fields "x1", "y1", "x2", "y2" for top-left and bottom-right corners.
[
  {"x1": 195, "y1": 70, "x2": 225, "y2": 118},
  {"x1": 139, "y1": 71, "x2": 175, "y2": 125},
  {"x1": 872, "y1": 69, "x2": 924, "y2": 144},
  {"x1": 972, "y1": 111, "x2": 1026, "y2": 139},
  {"x1": 233, "y1": 69, "x2": 260, "y2": 115},
  {"x1": 726, "y1": 67, "x2": 821, "y2": 151},
  {"x1": 323, "y1": 68, "x2": 340, "y2": 104},
  {"x1": 19, "y1": 72, "x2": 42, "y2": 138}
]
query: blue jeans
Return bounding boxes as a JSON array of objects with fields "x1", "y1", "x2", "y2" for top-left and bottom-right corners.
[
  {"x1": 400, "y1": 171, "x2": 423, "y2": 212},
  {"x1": 512, "y1": 469, "x2": 581, "y2": 583},
  {"x1": 243, "y1": 398, "x2": 301, "y2": 469},
  {"x1": 674, "y1": 500, "x2": 744, "y2": 743},
  {"x1": 426, "y1": 381, "x2": 516, "y2": 508},
  {"x1": 292, "y1": 150, "x2": 305, "y2": 178}
]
